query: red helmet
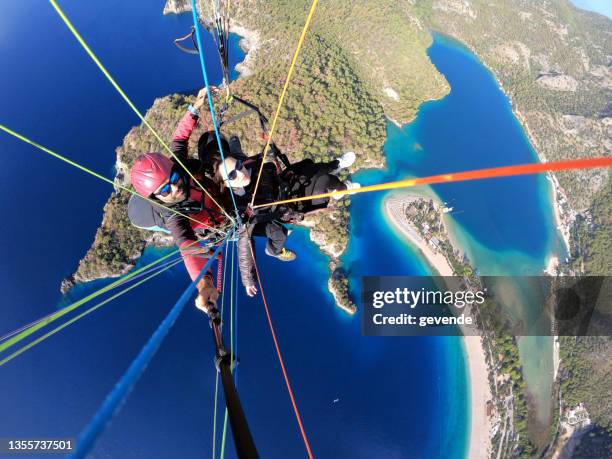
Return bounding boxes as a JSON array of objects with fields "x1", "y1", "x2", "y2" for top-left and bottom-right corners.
[{"x1": 130, "y1": 153, "x2": 173, "y2": 196}]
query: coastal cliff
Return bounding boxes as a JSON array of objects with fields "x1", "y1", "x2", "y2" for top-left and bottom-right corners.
[{"x1": 420, "y1": 0, "x2": 611, "y2": 273}]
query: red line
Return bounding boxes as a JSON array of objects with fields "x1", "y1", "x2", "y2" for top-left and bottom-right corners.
[
  {"x1": 216, "y1": 254, "x2": 223, "y2": 293},
  {"x1": 248, "y1": 241, "x2": 314, "y2": 459},
  {"x1": 410, "y1": 156, "x2": 612, "y2": 187},
  {"x1": 253, "y1": 155, "x2": 612, "y2": 209}
]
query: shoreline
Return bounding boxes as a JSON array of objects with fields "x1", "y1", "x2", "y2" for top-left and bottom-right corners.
[
  {"x1": 432, "y1": 31, "x2": 572, "y2": 262},
  {"x1": 385, "y1": 194, "x2": 454, "y2": 276},
  {"x1": 384, "y1": 193, "x2": 492, "y2": 459},
  {"x1": 463, "y1": 335, "x2": 493, "y2": 459},
  {"x1": 162, "y1": 1, "x2": 261, "y2": 80},
  {"x1": 230, "y1": 21, "x2": 261, "y2": 78}
]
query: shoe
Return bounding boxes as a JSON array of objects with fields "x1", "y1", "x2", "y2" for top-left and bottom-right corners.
[
  {"x1": 333, "y1": 180, "x2": 361, "y2": 200},
  {"x1": 229, "y1": 135, "x2": 246, "y2": 158},
  {"x1": 332, "y1": 151, "x2": 356, "y2": 173},
  {"x1": 263, "y1": 150, "x2": 277, "y2": 164},
  {"x1": 265, "y1": 247, "x2": 297, "y2": 261},
  {"x1": 263, "y1": 143, "x2": 281, "y2": 164}
]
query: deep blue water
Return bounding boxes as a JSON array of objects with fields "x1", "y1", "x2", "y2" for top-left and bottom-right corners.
[
  {"x1": 343, "y1": 33, "x2": 560, "y2": 425},
  {"x1": 1, "y1": 2, "x2": 465, "y2": 459},
  {"x1": 382, "y1": 34, "x2": 561, "y2": 271}
]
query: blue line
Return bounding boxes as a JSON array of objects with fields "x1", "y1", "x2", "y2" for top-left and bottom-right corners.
[
  {"x1": 72, "y1": 241, "x2": 227, "y2": 459},
  {"x1": 190, "y1": 0, "x2": 242, "y2": 225}
]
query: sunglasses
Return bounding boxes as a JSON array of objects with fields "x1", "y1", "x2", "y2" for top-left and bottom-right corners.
[
  {"x1": 156, "y1": 170, "x2": 182, "y2": 197},
  {"x1": 226, "y1": 160, "x2": 244, "y2": 181}
]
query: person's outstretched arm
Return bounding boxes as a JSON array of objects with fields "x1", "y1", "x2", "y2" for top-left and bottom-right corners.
[
  {"x1": 170, "y1": 88, "x2": 210, "y2": 161},
  {"x1": 237, "y1": 224, "x2": 258, "y2": 297}
]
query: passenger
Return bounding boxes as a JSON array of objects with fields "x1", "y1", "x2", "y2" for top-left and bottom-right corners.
[
  {"x1": 197, "y1": 135, "x2": 294, "y2": 297},
  {"x1": 201, "y1": 135, "x2": 359, "y2": 296},
  {"x1": 127, "y1": 89, "x2": 224, "y2": 313}
]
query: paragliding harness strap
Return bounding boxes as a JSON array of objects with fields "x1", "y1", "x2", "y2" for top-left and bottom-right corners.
[
  {"x1": 217, "y1": 95, "x2": 273, "y2": 140},
  {"x1": 173, "y1": 28, "x2": 290, "y2": 169},
  {"x1": 173, "y1": 26, "x2": 200, "y2": 55}
]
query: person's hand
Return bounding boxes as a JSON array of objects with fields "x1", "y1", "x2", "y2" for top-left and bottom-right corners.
[
  {"x1": 195, "y1": 289, "x2": 219, "y2": 313},
  {"x1": 182, "y1": 245, "x2": 214, "y2": 258},
  {"x1": 193, "y1": 87, "x2": 210, "y2": 110},
  {"x1": 245, "y1": 285, "x2": 258, "y2": 297},
  {"x1": 195, "y1": 275, "x2": 219, "y2": 313}
]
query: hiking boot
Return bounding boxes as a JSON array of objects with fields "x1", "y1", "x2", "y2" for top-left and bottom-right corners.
[
  {"x1": 332, "y1": 151, "x2": 356, "y2": 174},
  {"x1": 229, "y1": 135, "x2": 249, "y2": 160},
  {"x1": 263, "y1": 143, "x2": 280, "y2": 164},
  {"x1": 333, "y1": 180, "x2": 361, "y2": 200},
  {"x1": 265, "y1": 247, "x2": 297, "y2": 261}
]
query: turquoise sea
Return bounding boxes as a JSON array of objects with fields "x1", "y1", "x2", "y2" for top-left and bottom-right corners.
[
  {"x1": 0, "y1": 1, "x2": 560, "y2": 458},
  {"x1": 342, "y1": 33, "x2": 562, "y2": 428}
]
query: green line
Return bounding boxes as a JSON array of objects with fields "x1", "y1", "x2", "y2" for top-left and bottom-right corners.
[
  {"x1": 0, "y1": 257, "x2": 184, "y2": 367},
  {"x1": 48, "y1": 0, "x2": 234, "y2": 224},
  {"x1": 212, "y1": 240, "x2": 231, "y2": 459},
  {"x1": 0, "y1": 246, "x2": 183, "y2": 355},
  {"x1": 220, "y1": 240, "x2": 236, "y2": 458},
  {"x1": 212, "y1": 373, "x2": 220, "y2": 459},
  {"x1": 0, "y1": 124, "x2": 227, "y2": 236},
  {"x1": 106, "y1": 254, "x2": 183, "y2": 291},
  {"x1": 220, "y1": 408, "x2": 229, "y2": 459},
  {"x1": 230, "y1": 239, "x2": 235, "y2": 370}
]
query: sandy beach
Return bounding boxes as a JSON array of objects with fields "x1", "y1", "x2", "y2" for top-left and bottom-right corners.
[
  {"x1": 384, "y1": 193, "x2": 492, "y2": 459},
  {"x1": 547, "y1": 174, "x2": 572, "y2": 255},
  {"x1": 463, "y1": 336, "x2": 493, "y2": 459},
  {"x1": 385, "y1": 194, "x2": 454, "y2": 276}
]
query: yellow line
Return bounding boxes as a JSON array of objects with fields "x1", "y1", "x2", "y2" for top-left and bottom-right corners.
[
  {"x1": 254, "y1": 156, "x2": 612, "y2": 209},
  {"x1": 0, "y1": 123, "x2": 228, "y2": 236},
  {"x1": 0, "y1": 245, "x2": 180, "y2": 355},
  {"x1": 48, "y1": 0, "x2": 233, "y2": 223},
  {"x1": 249, "y1": 0, "x2": 319, "y2": 207},
  {"x1": 253, "y1": 178, "x2": 418, "y2": 208}
]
